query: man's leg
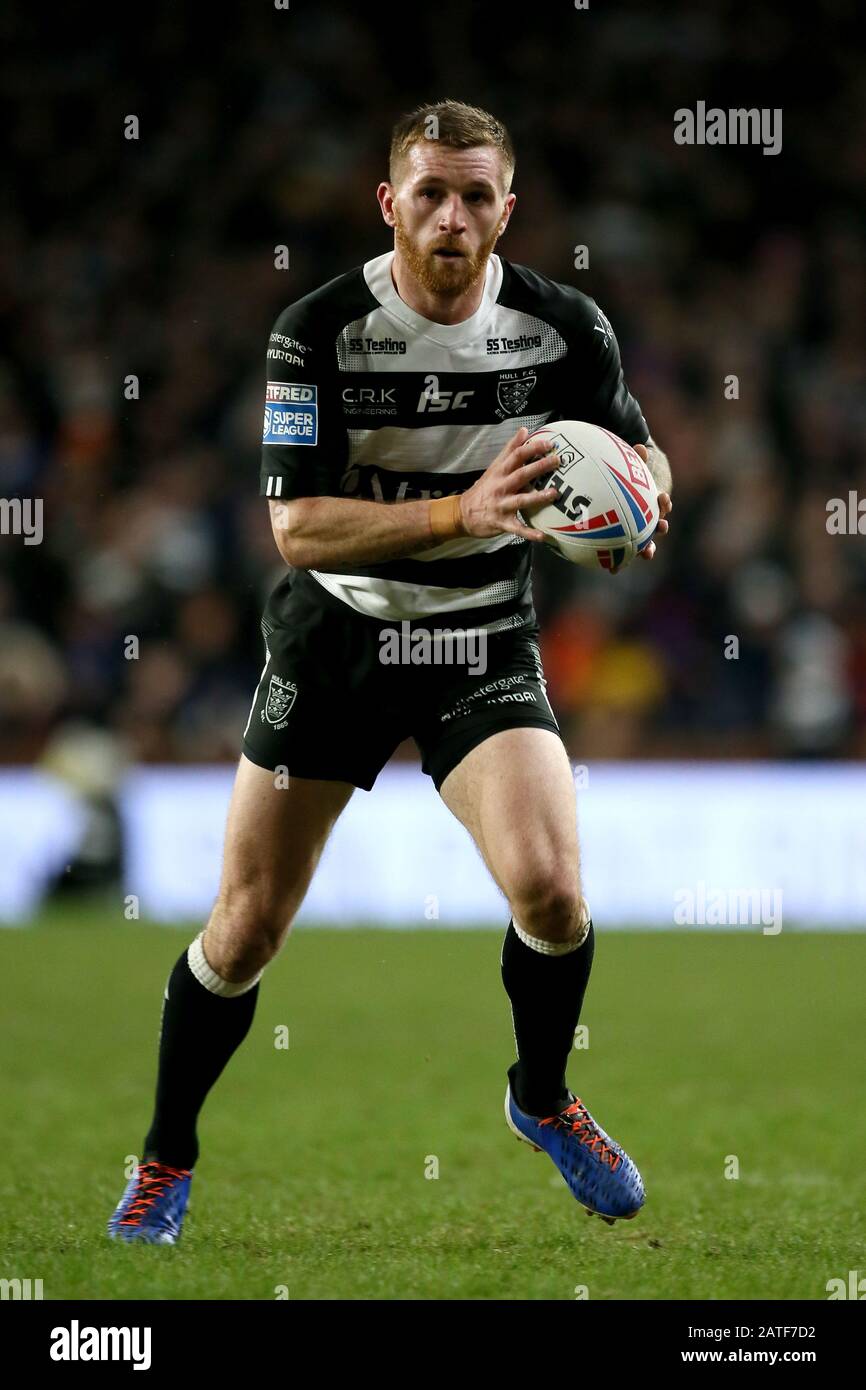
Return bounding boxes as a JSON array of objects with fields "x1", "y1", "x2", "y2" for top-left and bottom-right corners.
[
  {"x1": 439, "y1": 726, "x2": 592, "y2": 1117},
  {"x1": 141, "y1": 755, "x2": 354, "y2": 1169}
]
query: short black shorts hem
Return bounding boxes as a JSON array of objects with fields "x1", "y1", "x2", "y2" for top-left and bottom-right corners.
[
  {"x1": 240, "y1": 740, "x2": 381, "y2": 791},
  {"x1": 422, "y1": 714, "x2": 564, "y2": 793},
  {"x1": 241, "y1": 710, "x2": 563, "y2": 795}
]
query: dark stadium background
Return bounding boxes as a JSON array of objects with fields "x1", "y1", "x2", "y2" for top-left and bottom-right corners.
[
  {"x1": 2, "y1": 0, "x2": 866, "y2": 1315},
  {"x1": 1, "y1": 0, "x2": 864, "y2": 843}
]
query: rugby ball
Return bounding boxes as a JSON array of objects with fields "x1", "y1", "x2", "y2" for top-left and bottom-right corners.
[{"x1": 522, "y1": 421, "x2": 659, "y2": 572}]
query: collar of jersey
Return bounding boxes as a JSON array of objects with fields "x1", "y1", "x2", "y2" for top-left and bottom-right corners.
[{"x1": 363, "y1": 250, "x2": 504, "y2": 347}]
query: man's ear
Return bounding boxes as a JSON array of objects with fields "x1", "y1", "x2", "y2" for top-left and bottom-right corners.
[
  {"x1": 377, "y1": 181, "x2": 396, "y2": 227},
  {"x1": 498, "y1": 192, "x2": 517, "y2": 236}
]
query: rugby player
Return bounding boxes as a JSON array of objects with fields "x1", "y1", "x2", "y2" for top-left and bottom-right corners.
[{"x1": 108, "y1": 100, "x2": 672, "y2": 1243}]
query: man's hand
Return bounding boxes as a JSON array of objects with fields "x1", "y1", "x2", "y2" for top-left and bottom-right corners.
[
  {"x1": 459, "y1": 426, "x2": 561, "y2": 540},
  {"x1": 632, "y1": 442, "x2": 672, "y2": 562}
]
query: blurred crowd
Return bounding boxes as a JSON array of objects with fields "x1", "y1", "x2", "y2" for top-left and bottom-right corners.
[{"x1": 2, "y1": 0, "x2": 864, "y2": 779}]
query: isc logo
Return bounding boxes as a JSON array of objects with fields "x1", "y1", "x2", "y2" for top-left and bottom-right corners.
[{"x1": 417, "y1": 378, "x2": 474, "y2": 413}]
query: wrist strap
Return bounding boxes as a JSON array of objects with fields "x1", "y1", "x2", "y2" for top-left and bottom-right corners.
[{"x1": 429, "y1": 494, "x2": 467, "y2": 540}]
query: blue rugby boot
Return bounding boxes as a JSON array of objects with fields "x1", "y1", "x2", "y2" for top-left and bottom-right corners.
[
  {"x1": 107, "y1": 1160, "x2": 192, "y2": 1244},
  {"x1": 505, "y1": 1067, "x2": 645, "y2": 1224}
]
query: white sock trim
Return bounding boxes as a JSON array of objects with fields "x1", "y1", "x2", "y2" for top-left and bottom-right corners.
[
  {"x1": 512, "y1": 898, "x2": 592, "y2": 955},
  {"x1": 187, "y1": 931, "x2": 263, "y2": 997}
]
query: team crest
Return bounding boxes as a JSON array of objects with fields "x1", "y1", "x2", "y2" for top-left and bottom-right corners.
[
  {"x1": 264, "y1": 674, "x2": 298, "y2": 725},
  {"x1": 496, "y1": 370, "x2": 537, "y2": 417}
]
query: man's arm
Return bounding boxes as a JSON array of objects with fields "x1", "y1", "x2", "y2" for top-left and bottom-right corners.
[
  {"x1": 269, "y1": 428, "x2": 562, "y2": 569},
  {"x1": 644, "y1": 435, "x2": 672, "y2": 496},
  {"x1": 269, "y1": 495, "x2": 439, "y2": 569},
  {"x1": 630, "y1": 440, "x2": 672, "y2": 561}
]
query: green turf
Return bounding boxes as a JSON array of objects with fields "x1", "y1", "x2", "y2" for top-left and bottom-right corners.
[{"x1": 1, "y1": 901, "x2": 864, "y2": 1300}]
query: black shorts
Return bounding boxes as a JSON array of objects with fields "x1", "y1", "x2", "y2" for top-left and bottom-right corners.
[{"x1": 240, "y1": 570, "x2": 562, "y2": 792}]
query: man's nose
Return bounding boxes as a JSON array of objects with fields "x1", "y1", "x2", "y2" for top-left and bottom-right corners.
[{"x1": 438, "y1": 196, "x2": 467, "y2": 232}]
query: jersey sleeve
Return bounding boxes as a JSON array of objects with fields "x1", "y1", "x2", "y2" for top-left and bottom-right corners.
[
  {"x1": 259, "y1": 303, "x2": 343, "y2": 501},
  {"x1": 561, "y1": 292, "x2": 650, "y2": 446}
]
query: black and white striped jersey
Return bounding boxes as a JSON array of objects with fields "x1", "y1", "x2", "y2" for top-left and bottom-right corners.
[{"x1": 260, "y1": 250, "x2": 649, "y2": 631}]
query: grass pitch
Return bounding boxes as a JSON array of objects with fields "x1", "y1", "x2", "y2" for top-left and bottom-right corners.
[{"x1": 1, "y1": 904, "x2": 864, "y2": 1300}]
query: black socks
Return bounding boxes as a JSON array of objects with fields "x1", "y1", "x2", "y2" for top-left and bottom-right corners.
[
  {"x1": 142, "y1": 949, "x2": 259, "y2": 1169},
  {"x1": 501, "y1": 917, "x2": 595, "y2": 1117},
  {"x1": 140, "y1": 916, "x2": 590, "y2": 1167}
]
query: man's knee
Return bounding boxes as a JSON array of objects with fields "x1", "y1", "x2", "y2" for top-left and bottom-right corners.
[
  {"x1": 509, "y1": 868, "x2": 585, "y2": 944},
  {"x1": 204, "y1": 884, "x2": 293, "y2": 981}
]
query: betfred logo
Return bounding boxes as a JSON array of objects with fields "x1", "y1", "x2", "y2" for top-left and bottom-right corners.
[{"x1": 266, "y1": 381, "x2": 316, "y2": 404}]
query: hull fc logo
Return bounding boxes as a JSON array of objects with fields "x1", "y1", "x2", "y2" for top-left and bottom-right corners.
[
  {"x1": 263, "y1": 675, "x2": 297, "y2": 726},
  {"x1": 495, "y1": 370, "x2": 537, "y2": 417}
]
